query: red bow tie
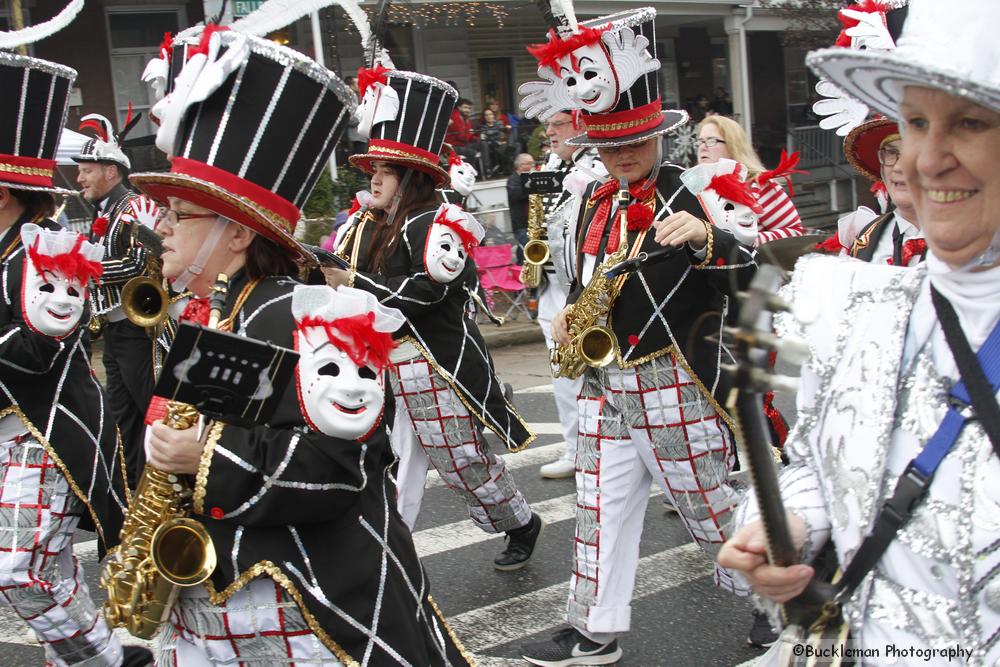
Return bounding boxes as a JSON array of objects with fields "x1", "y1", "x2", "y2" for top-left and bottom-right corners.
[
  {"x1": 581, "y1": 180, "x2": 655, "y2": 256},
  {"x1": 901, "y1": 238, "x2": 927, "y2": 266}
]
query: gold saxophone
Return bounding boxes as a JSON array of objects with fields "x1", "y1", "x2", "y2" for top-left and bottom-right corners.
[
  {"x1": 519, "y1": 194, "x2": 549, "y2": 288},
  {"x1": 550, "y1": 183, "x2": 632, "y2": 380},
  {"x1": 100, "y1": 274, "x2": 228, "y2": 639}
]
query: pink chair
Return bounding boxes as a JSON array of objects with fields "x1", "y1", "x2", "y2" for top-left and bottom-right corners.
[{"x1": 472, "y1": 244, "x2": 532, "y2": 321}]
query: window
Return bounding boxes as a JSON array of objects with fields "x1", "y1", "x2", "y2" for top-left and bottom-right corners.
[{"x1": 107, "y1": 8, "x2": 184, "y2": 139}]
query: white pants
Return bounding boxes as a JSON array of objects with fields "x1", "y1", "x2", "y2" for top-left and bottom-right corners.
[
  {"x1": 537, "y1": 278, "x2": 583, "y2": 461},
  {"x1": 389, "y1": 357, "x2": 532, "y2": 534},
  {"x1": 0, "y1": 433, "x2": 122, "y2": 666},
  {"x1": 567, "y1": 356, "x2": 748, "y2": 637}
]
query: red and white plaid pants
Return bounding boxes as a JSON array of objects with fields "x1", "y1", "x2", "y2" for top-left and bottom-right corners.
[
  {"x1": 567, "y1": 354, "x2": 748, "y2": 635},
  {"x1": 0, "y1": 433, "x2": 121, "y2": 666},
  {"x1": 389, "y1": 357, "x2": 531, "y2": 533},
  {"x1": 155, "y1": 577, "x2": 343, "y2": 666}
]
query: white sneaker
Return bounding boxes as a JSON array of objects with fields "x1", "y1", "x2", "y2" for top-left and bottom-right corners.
[{"x1": 540, "y1": 456, "x2": 575, "y2": 479}]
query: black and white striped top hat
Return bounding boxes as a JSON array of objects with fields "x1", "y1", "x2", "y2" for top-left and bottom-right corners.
[
  {"x1": 0, "y1": 51, "x2": 76, "y2": 194},
  {"x1": 131, "y1": 25, "x2": 354, "y2": 262},
  {"x1": 520, "y1": 6, "x2": 687, "y2": 148},
  {"x1": 348, "y1": 68, "x2": 458, "y2": 185}
]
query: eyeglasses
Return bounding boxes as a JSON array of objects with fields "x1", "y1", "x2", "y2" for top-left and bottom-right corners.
[
  {"x1": 695, "y1": 137, "x2": 726, "y2": 148},
  {"x1": 878, "y1": 147, "x2": 901, "y2": 167},
  {"x1": 544, "y1": 120, "x2": 573, "y2": 131},
  {"x1": 159, "y1": 209, "x2": 217, "y2": 228}
]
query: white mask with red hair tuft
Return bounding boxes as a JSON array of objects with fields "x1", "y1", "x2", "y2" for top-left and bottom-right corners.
[
  {"x1": 20, "y1": 224, "x2": 104, "y2": 339},
  {"x1": 292, "y1": 285, "x2": 404, "y2": 440}
]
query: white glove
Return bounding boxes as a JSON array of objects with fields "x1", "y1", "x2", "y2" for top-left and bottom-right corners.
[
  {"x1": 812, "y1": 79, "x2": 869, "y2": 137},
  {"x1": 840, "y1": 8, "x2": 896, "y2": 51},
  {"x1": 518, "y1": 67, "x2": 575, "y2": 121}
]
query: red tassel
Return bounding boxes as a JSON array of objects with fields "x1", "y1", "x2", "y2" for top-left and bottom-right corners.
[
  {"x1": 707, "y1": 172, "x2": 763, "y2": 214},
  {"x1": 757, "y1": 149, "x2": 808, "y2": 197},
  {"x1": 763, "y1": 391, "x2": 789, "y2": 446}
]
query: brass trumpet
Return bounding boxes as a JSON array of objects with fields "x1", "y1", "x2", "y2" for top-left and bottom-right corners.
[{"x1": 121, "y1": 276, "x2": 169, "y2": 328}]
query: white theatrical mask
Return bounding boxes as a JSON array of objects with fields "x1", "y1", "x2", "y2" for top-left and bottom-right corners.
[
  {"x1": 554, "y1": 43, "x2": 619, "y2": 113},
  {"x1": 296, "y1": 326, "x2": 385, "y2": 440},
  {"x1": 22, "y1": 260, "x2": 88, "y2": 339},
  {"x1": 449, "y1": 161, "x2": 477, "y2": 197},
  {"x1": 424, "y1": 224, "x2": 468, "y2": 284},
  {"x1": 355, "y1": 83, "x2": 401, "y2": 140},
  {"x1": 681, "y1": 159, "x2": 759, "y2": 247}
]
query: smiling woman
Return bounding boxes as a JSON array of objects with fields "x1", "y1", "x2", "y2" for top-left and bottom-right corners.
[{"x1": 719, "y1": 0, "x2": 1000, "y2": 663}]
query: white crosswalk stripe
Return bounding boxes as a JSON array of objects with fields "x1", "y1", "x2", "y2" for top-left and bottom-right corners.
[{"x1": 451, "y1": 543, "x2": 714, "y2": 655}]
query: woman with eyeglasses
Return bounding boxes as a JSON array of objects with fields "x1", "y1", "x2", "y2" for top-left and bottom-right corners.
[
  {"x1": 697, "y1": 115, "x2": 807, "y2": 245},
  {"x1": 838, "y1": 117, "x2": 925, "y2": 265}
]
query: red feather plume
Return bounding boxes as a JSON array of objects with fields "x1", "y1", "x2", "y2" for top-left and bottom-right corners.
[
  {"x1": 78, "y1": 119, "x2": 108, "y2": 143},
  {"x1": 707, "y1": 172, "x2": 763, "y2": 214},
  {"x1": 433, "y1": 208, "x2": 479, "y2": 254},
  {"x1": 757, "y1": 150, "x2": 808, "y2": 197},
  {"x1": 188, "y1": 23, "x2": 229, "y2": 61},
  {"x1": 91, "y1": 216, "x2": 109, "y2": 238},
  {"x1": 357, "y1": 64, "x2": 392, "y2": 97}
]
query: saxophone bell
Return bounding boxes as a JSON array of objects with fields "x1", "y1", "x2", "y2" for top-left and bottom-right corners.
[
  {"x1": 151, "y1": 517, "x2": 217, "y2": 587},
  {"x1": 523, "y1": 239, "x2": 550, "y2": 266},
  {"x1": 577, "y1": 325, "x2": 618, "y2": 367}
]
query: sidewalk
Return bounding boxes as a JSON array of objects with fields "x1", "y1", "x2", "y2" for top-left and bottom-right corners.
[{"x1": 479, "y1": 316, "x2": 545, "y2": 349}]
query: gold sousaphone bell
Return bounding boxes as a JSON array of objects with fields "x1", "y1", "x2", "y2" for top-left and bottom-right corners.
[{"x1": 120, "y1": 276, "x2": 170, "y2": 328}]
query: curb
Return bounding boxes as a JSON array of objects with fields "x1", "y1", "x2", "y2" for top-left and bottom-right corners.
[{"x1": 480, "y1": 320, "x2": 545, "y2": 349}]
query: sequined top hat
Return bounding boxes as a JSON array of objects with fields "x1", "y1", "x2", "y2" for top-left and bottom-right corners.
[
  {"x1": 519, "y1": 5, "x2": 687, "y2": 148},
  {"x1": 130, "y1": 26, "x2": 354, "y2": 262},
  {"x1": 71, "y1": 112, "x2": 139, "y2": 171},
  {"x1": 843, "y1": 116, "x2": 899, "y2": 183},
  {"x1": 0, "y1": 52, "x2": 76, "y2": 195},
  {"x1": 806, "y1": 0, "x2": 1000, "y2": 118},
  {"x1": 348, "y1": 68, "x2": 458, "y2": 186}
]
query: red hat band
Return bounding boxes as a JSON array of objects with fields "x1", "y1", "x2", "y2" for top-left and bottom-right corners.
[
  {"x1": 0, "y1": 153, "x2": 57, "y2": 188},
  {"x1": 583, "y1": 99, "x2": 664, "y2": 140},
  {"x1": 168, "y1": 157, "x2": 300, "y2": 235}
]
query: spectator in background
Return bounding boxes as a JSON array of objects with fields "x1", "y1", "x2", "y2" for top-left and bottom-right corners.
[
  {"x1": 506, "y1": 153, "x2": 535, "y2": 263},
  {"x1": 697, "y1": 115, "x2": 806, "y2": 245},
  {"x1": 689, "y1": 94, "x2": 714, "y2": 123},
  {"x1": 446, "y1": 98, "x2": 489, "y2": 178},
  {"x1": 479, "y1": 109, "x2": 512, "y2": 178},
  {"x1": 712, "y1": 87, "x2": 733, "y2": 116}
]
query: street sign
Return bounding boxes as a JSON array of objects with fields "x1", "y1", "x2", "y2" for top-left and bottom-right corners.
[{"x1": 233, "y1": 0, "x2": 264, "y2": 18}]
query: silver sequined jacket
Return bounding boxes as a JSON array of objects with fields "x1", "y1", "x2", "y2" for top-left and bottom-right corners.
[{"x1": 737, "y1": 254, "x2": 1000, "y2": 666}]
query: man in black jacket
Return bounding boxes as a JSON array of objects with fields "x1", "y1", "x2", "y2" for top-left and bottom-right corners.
[{"x1": 506, "y1": 152, "x2": 535, "y2": 263}]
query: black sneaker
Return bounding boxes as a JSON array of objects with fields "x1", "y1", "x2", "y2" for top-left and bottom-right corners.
[
  {"x1": 493, "y1": 513, "x2": 544, "y2": 571},
  {"x1": 122, "y1": 645, "x2": 154, "y2": 667},
  {"x1": 522, "y1": 626, "x2": 622, "y2": 666},
  {"x1": 747, "y1": 609, "x2": 779, "y2": 648}
]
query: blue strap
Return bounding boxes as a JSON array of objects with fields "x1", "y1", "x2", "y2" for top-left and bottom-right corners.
[{"x1": 912, "y1": 312, "x2": 1000, "y2": 476}]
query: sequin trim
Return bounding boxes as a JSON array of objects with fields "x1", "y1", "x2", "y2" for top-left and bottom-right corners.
[
  {"x1": 426, "y1": 595, "x2": 478, "y2": 666},
  {"x1": 193, "y1": 421, "x2": 224, "y2": 516}
]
